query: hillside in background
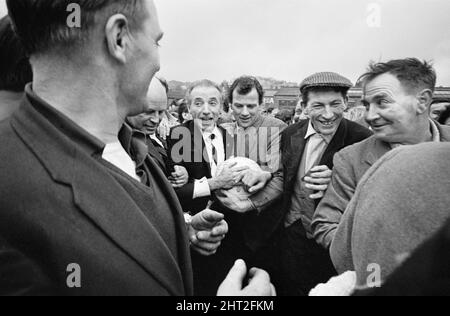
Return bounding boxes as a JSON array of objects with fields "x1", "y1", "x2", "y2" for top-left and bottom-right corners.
[{"x1": 168, "y1": 76, "x2": 298, "y2": 91}]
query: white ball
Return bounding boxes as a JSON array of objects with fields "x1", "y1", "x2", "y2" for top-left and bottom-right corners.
[{"x1": 215, "y1": 157, "x2": 262, "y2": 201}]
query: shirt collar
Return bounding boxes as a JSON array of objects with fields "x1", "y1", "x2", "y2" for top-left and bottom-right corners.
[
  {"x1": 305, "y1": 121, "x2": 317, "y2": 139},
  {"x1": 203, "y1": 125, "x2": 221, "y2": 139},
  {"x1": 25, "y1": 84, "x2": 105, "y2": 156}
]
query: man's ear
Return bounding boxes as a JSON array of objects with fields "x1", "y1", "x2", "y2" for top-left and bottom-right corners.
[
  {"x1": 416, "y1": 89, "x2": 434, "y2": 115},
  {"x1": 105, "y1": 14, "x2": 131, "y2": 64}
]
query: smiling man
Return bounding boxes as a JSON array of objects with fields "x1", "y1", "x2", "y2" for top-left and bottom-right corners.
[
  {"x1": 312, "y1": 58, "x2": 450, "y2": 253},
  {"x1": 278, "y1": 72, "x2": 372, "y2": 296},
  {"x1": 124, "y1": 77, "x2": 175, "y2": 175},
  {"x1": 167, "y1": 79, "x2": 249, "y2": 295}
]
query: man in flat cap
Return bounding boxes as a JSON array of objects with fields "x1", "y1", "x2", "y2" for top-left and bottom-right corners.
[{"x1": 278, "y1": 72, "x2": 372, "y2": 296}]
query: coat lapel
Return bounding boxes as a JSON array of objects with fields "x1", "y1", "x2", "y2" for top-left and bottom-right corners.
[
  {"x1": 12, "y1": 99, "x2": 185, "y2": 296},
  {"x1": 147, "y1": 141, "x2": 168, "y2": 173},
  {"x1": 364, "y1": 138, "x2": 391, "y2": 167},
  {"x1": 320, "y1": 119, "x2": 347, "y2": 168},
  {"x1": 220, "y1": 126, "x2": 235, "y2": 160},
  {"x1": 285, "y1": 122, "x2": 309, "y2": 187},
  {"x1": 143, "y1": 156, "x2": 194, "y2": 296},
  {"x1": 71, "y1": 157, "x2": 185, "y2": 296},
  {"x1": 188, "y1": 121, "x2": 211, "y2": 177}
]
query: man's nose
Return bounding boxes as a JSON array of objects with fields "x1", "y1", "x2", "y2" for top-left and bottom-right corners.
[
  {"x1": 241, "y1": 107, "x2": 250, "y2": 117},
  {"x1": 322, "y1": 106, "x2": 334, "y2": 120},
  {"x1": 365, "y1": 104, "x2": 379, "y2": 122},
  {"x1": 202, "y1": 104, "x2": 212, "y2": 116}
]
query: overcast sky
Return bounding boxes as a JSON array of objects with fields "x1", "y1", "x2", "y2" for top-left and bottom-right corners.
[{"x1": 2, "y1": 0, "x2": 450, "y2": 85}]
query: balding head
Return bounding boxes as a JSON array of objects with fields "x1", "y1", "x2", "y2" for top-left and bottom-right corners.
[{"x1": 127, "y1": 77, "x2": 169, "y2": 135}]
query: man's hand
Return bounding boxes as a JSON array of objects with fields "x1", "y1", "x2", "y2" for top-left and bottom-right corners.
[
  {"x1": 169, "y1": 165, "x2": 189, "y2": 188},
  {"x1": 209, "y1": 162, "x2": 249, "y2": 191},
  {"x1": 215, "y1": 188, "x2": 254, "y2": 214},
  {"x1": 217, "y1": 260, "x2": 276, "y2": 296},
  {"x1": 303, "y1": 165, "x2": 332, "y2": 200},
  {"x1": 238, "y1": 169, "x2": 272, "y2": 194},
  {"x1": 189, "y1": 209, "x2": 228, "y2": 256}
]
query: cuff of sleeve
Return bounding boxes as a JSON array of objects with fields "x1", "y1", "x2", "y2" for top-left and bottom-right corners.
[{"x1": 193, "y1": 177, "x2": 211, "y2": 199}]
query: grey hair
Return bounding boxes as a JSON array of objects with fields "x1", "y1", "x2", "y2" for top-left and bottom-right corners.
[{"x1": 185, "y1": 79, "x2": 223, "y2": 106}]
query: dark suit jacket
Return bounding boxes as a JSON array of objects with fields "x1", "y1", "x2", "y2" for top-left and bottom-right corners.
[
  {"x1": 119, "y1": 124, "x2": 170, "y2": 176},
  {"x1": 147, "y1": 136, "x2": 171, "y2": 175},
  {"x1": 0, "y1": 92, "x2": 193, "y2": 296},
  {"x1": 281, "y1": 119, "x2": 373, "y2": 231},
  {"x1": 167, "y1": 120, "x2": 233, "y2": 214}
]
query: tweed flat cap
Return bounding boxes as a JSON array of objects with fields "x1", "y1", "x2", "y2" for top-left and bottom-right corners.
[{"x1": 300, "y1": 72, "x2": 353, "y2": 93}]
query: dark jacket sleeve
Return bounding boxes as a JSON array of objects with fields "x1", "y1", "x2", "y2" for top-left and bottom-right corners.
[
  {"x1": 166, "y1": 126, "x2": 195, "y2": 207},
  {"x1": 0, "y1": 237, "x2": 55, "y2": 296}
]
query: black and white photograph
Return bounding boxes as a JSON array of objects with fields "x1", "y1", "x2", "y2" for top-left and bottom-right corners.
[{"x1": 0, "y1": 0, "x2": 449, "y2": 301}]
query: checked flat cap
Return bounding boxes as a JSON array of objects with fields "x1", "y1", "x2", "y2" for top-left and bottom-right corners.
[{"x1": 300, "y1": 72, "x2": 353, "y2": 94}]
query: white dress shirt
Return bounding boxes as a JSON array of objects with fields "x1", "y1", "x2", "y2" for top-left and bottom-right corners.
[
  {"x1": 304, "y1": 121, "x2": 333, "y2": 174},
  {"x1": 102, "y1": 142, "x2": 141, "y2": 182},
  {"x1": 193, "y1": 126, "x2": 225, "y2": 199}
]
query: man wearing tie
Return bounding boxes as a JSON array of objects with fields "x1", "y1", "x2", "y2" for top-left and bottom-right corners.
[{"x1": 167, "y1": 80, "x2": 248, "y2": 295}]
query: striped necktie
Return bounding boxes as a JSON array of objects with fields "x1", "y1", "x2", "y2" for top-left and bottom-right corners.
[{"x1": 210, "y1": 134, "x2": 218, "y2": 165}]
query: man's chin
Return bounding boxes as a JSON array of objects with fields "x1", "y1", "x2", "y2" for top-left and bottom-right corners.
[
  {"x1": 316, "y1": 125, "x2": 338, "y2": 136},
  {"x1": 373, "y1": 133, "x2": 394, "y2": 143},
  {"x1": 238, "y1": 119, "x2": 253, "y2": 128}
]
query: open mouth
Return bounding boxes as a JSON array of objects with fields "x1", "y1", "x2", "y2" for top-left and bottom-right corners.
[
  {"x1": 317, "y1": 119, "x2": 337, "y2": 127},
  {"x1": 201, "y1": 118, "x2": 214, "y2": 125}
]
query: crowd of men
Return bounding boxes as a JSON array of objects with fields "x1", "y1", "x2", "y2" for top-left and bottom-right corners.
[{"x1": 0, "y1": 0, "x2": 449, "y2": 296}]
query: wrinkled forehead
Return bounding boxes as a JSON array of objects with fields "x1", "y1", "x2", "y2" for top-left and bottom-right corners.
[
  {"x1": 190, "y1": 86, "x2": 222, "y2": 101},
  {"x1": 363, "y1": 73, "x2": 405, "y2": 100}
]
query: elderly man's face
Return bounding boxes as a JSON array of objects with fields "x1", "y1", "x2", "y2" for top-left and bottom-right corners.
[
  {"x1": 127, "y1": 78, "x2": 168, "y2": 135},
  {"x1": 122, "y1": 0, "x2": 164, "y2": 116},
  {"x1": 189, "y1": 86, "x2": 222, "y2": 133},
  {"x1": 430, "y1": 102, "x2": 450, "y2": 121},
  {"x1": 363, "y1": 73, "x2": 424, "y2": 144},
  {"x1": 231, "y1": 88, "x2": 262, "y2": 129},
  {"x1": 304, "y1": 90, "x2": 346, "y2": 136}
]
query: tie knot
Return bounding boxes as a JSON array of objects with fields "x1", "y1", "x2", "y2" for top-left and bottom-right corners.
[{"x1": 210, "y1": 134, "x2": 216, "y2": 141}]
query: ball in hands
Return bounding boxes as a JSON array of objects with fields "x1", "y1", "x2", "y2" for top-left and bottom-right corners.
[{"x1": 215, "y1": 157, "x2": 262, "y2": 201}]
